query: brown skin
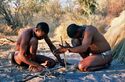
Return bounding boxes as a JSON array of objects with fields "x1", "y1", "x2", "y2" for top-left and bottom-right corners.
[
  {"x1": 54, "y1": 25, "x2": 112, "y2": 72},
  {"x1": 14, "y1": 27, "x2": 62, "y2": 72}
]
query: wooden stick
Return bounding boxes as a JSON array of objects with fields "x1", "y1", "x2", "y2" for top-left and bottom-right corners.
[
  {"x1": 6, "y1": 38, "x2": 15, "y2": 43},
  {"x1": 0, "y1": 64, "x2": 14, "y2": 68},
  {"x1": 60, "y1": 36, "x2": 67, "y2": 70},
  {"x1": 22, "y1": 66, "x2": 63, "y2": 81}
]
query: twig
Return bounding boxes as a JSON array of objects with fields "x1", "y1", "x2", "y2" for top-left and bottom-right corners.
[
  {"x1": 21, "y1": 66, "x2": 63, "y2": 82},
  {"x1": 0, "y1": 64, "x2": 15, "y2": 71},
  {"x1": 21, "y1": 73, "x2": 43, "y2": 82},
  {"x1": 6, "y1": 38, "x2": 15, "y2": 43},
  {"x1": 0, "y1": 64, "x2": 14, "y2": 68},
  {"x1": 60, "y1": 36, "x2": 67, "y2": 70},
  {"x1": 0, "y1": 37, "x2": 15, "y2": 43}
]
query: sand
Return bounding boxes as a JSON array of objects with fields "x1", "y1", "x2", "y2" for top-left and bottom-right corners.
[{"x1": 0, "y1": 52, "x2": 125, "y2": 82}]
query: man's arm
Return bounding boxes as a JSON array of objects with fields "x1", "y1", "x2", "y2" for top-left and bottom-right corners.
[
  {"x1": 18, "y1": 34, "x2": 39, "y2": 66},
  {"x1": 44, "y1": 35, "x2": 62, "y2": 62},
  {"x1": 68, "y1": 29, "x2": 93, "y2": 53}
]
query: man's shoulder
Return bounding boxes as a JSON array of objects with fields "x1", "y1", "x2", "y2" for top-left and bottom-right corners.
[
  {"x1": 21, "y1": 28, "x2": 32, "y2": 35},
  {"x1": 86, "y1": 25, "x2": 97, "y2": 33}
]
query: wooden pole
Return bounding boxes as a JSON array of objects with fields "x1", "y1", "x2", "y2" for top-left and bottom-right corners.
[{"x1": 60, "y1": 36, "x2": 67, "y2": 70}]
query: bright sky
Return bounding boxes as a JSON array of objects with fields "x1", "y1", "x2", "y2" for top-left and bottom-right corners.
[{"x1": 60, "y1": 0, "x2": 75, "y2": 8}]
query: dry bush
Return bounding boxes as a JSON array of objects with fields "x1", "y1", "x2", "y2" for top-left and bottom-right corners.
[
  {"x1": 0, "y1": 24, "x2": 32, "y2": 36},
  {"x1": 0, "y1": 24, "x2": 33, "y2": 36},
  {"x1": 54, "y1": 23, "x2": 69, "y2": 41},
  {"x1": 104, "y1": 10, "x2": 125, "y2": 48},
  {"x1": 31, "y1": 0, "x2": 63, "y2": 37},
  {"x1": 77, "y1": 0, "x2": 97, "y2": 15},
  {"x1": 94, "y1": 0, "x2": 125, "y2": 33},
  {"x1": 96, "y1": 0, "x2": 108, "y2": 14},
  {"x1": 108, "y1": 0, "x2": 125, "y2": 17},
  {"x1": 92, "y1": 0, "x2": 124, "y2": 33},
  {"x1": 40, "y1": 0, "x2": 63, "y2": 27},
  {"x1": 53, "y1": 13, "x2": 87, "y2": 41},
  {"x1": 87, "y1": 14, "x2": 107, "y2": 33},
  {"x1": 0, "y1": 24, "x2": 13, "y2": 36},
  {"x1": 0, "y1": 0, "x2": 42, "y2": 29}
]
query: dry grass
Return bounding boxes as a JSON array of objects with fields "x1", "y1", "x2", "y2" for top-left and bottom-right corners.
[
  {"x1": 104, "y1": 10, "x2": 125, "y2": 48},
  {"x1": 0, "y1": 0, "x2": 125, "y2": 47},
  {"x1": 108, "y1": 0, "x2": 125, "y2": 17},
  {"x1": 53, "y1": 13, "x2": 87, "y2": 41},
  {"x1": 0, "y1": 24, "x2": 13, "y2": 35}
]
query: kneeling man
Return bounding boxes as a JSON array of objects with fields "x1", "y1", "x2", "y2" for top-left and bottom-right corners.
[
  {"x1": 54, "y1": 24, "x2": 112, "y2": 72},
  {"x1": 13, "y1": 22, "x2": 63, "y2": 72}
]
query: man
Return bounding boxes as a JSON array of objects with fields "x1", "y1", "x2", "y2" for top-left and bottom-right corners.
[
  {"x1": 12, "y1": 22, "x2": 63, "y2": 72},
  {"x1": 54, "y1": 24, "x2": 112, "y2": 72}
]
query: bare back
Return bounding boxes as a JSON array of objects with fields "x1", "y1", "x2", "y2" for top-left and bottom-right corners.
[
  {"x1": 16, "y1": 28, "x2": 34, "y2": 51},
  {"x1": 78, "y1": 26, "x2": 112, "y2": 72},
  {"x1": 87, "y1": 26, "x2": 111, "y2": 54}
]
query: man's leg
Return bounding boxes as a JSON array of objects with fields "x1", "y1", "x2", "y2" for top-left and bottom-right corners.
[
  {"x1": 35, "y1": 55, "x2": 56, "y2": 68},
  {"x1": 9, "y1": 51, "x2": 18, "y2": 65},
  {"x1": 14, "y1": 51, "x2": 22, "y2": 65},
  {"x1": 71, "y1": 39, "x2": 89, "y2": 58},
  {"x1": 29, "y1": 37, "x2": 38, "y2": 61},
  {"x1": 29, "y1": 37, "x2": 56, "y2": 68},
  {"x1": 78, "y1": 54, "x2": 112, "y2": 72},
  {"x1": 12, "y1": 51, "x2": 29, "y2": 68}
]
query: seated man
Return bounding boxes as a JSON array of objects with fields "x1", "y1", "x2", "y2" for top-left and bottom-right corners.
[
  {"x1": 12, "y1": 22, "x2": 63, "y2": 72},
  {"x1": 54, "y1": 24, "x2": 112, "y2": 72}
]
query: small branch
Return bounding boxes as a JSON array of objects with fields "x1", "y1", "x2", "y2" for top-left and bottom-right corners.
[
  {"x1": 60, "y1": 36, "x2": 67, "y2": 70},
  {"x1": 6, "y1": 38, "x2": 15, "y2": 43},
  {"x1": 22, "y1": 66, "x2": 63, "y2": 82}
]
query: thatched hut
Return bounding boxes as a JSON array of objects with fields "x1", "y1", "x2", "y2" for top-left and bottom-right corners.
[{"x1": 104, "y1": 10, "x2": 125, "y2": 64}]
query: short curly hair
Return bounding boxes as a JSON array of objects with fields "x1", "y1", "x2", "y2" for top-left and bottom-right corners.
[
  {"x1": 36, "y1": 22, "x2": 49, "y2": 34},
  {"x1": 67, "y1": 24, "x2": 81, "y2": 38}
]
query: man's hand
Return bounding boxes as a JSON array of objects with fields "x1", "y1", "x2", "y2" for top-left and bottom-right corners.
[
  {"x1": 59, "y1": 41, "x2": 71, "y2": 48},
  {"x1": 54, "y1": 41, "x2": 71, "y2": 54},
  {"x1": 53, "y1": 47, "x2": 68, "y2": 54},
  {"x1": 28, "y1": 65, "x2": 44, "y2": 72},
  {"x1": 53, "y1": 41, "x2": 71, "y2": 54}
]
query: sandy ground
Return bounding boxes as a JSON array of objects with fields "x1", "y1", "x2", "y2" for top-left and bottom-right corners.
[
  {"x1": 0, "y1": 52, "x2": 125, "y2": 82},
  {"x1": 0, "y1": 36, "x2": 125, "y2": 82}
]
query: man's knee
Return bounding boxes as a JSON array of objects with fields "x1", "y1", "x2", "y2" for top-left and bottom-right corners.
[
  {"x1": 78, "y1": 61, "x2": 91, "y2": 72},
  {"x1": 78, "y1": 63, "x2": 85, "y2": 72},
  {"x1": 71, "y1": 39, "x2": 81, "y2": 47}
]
